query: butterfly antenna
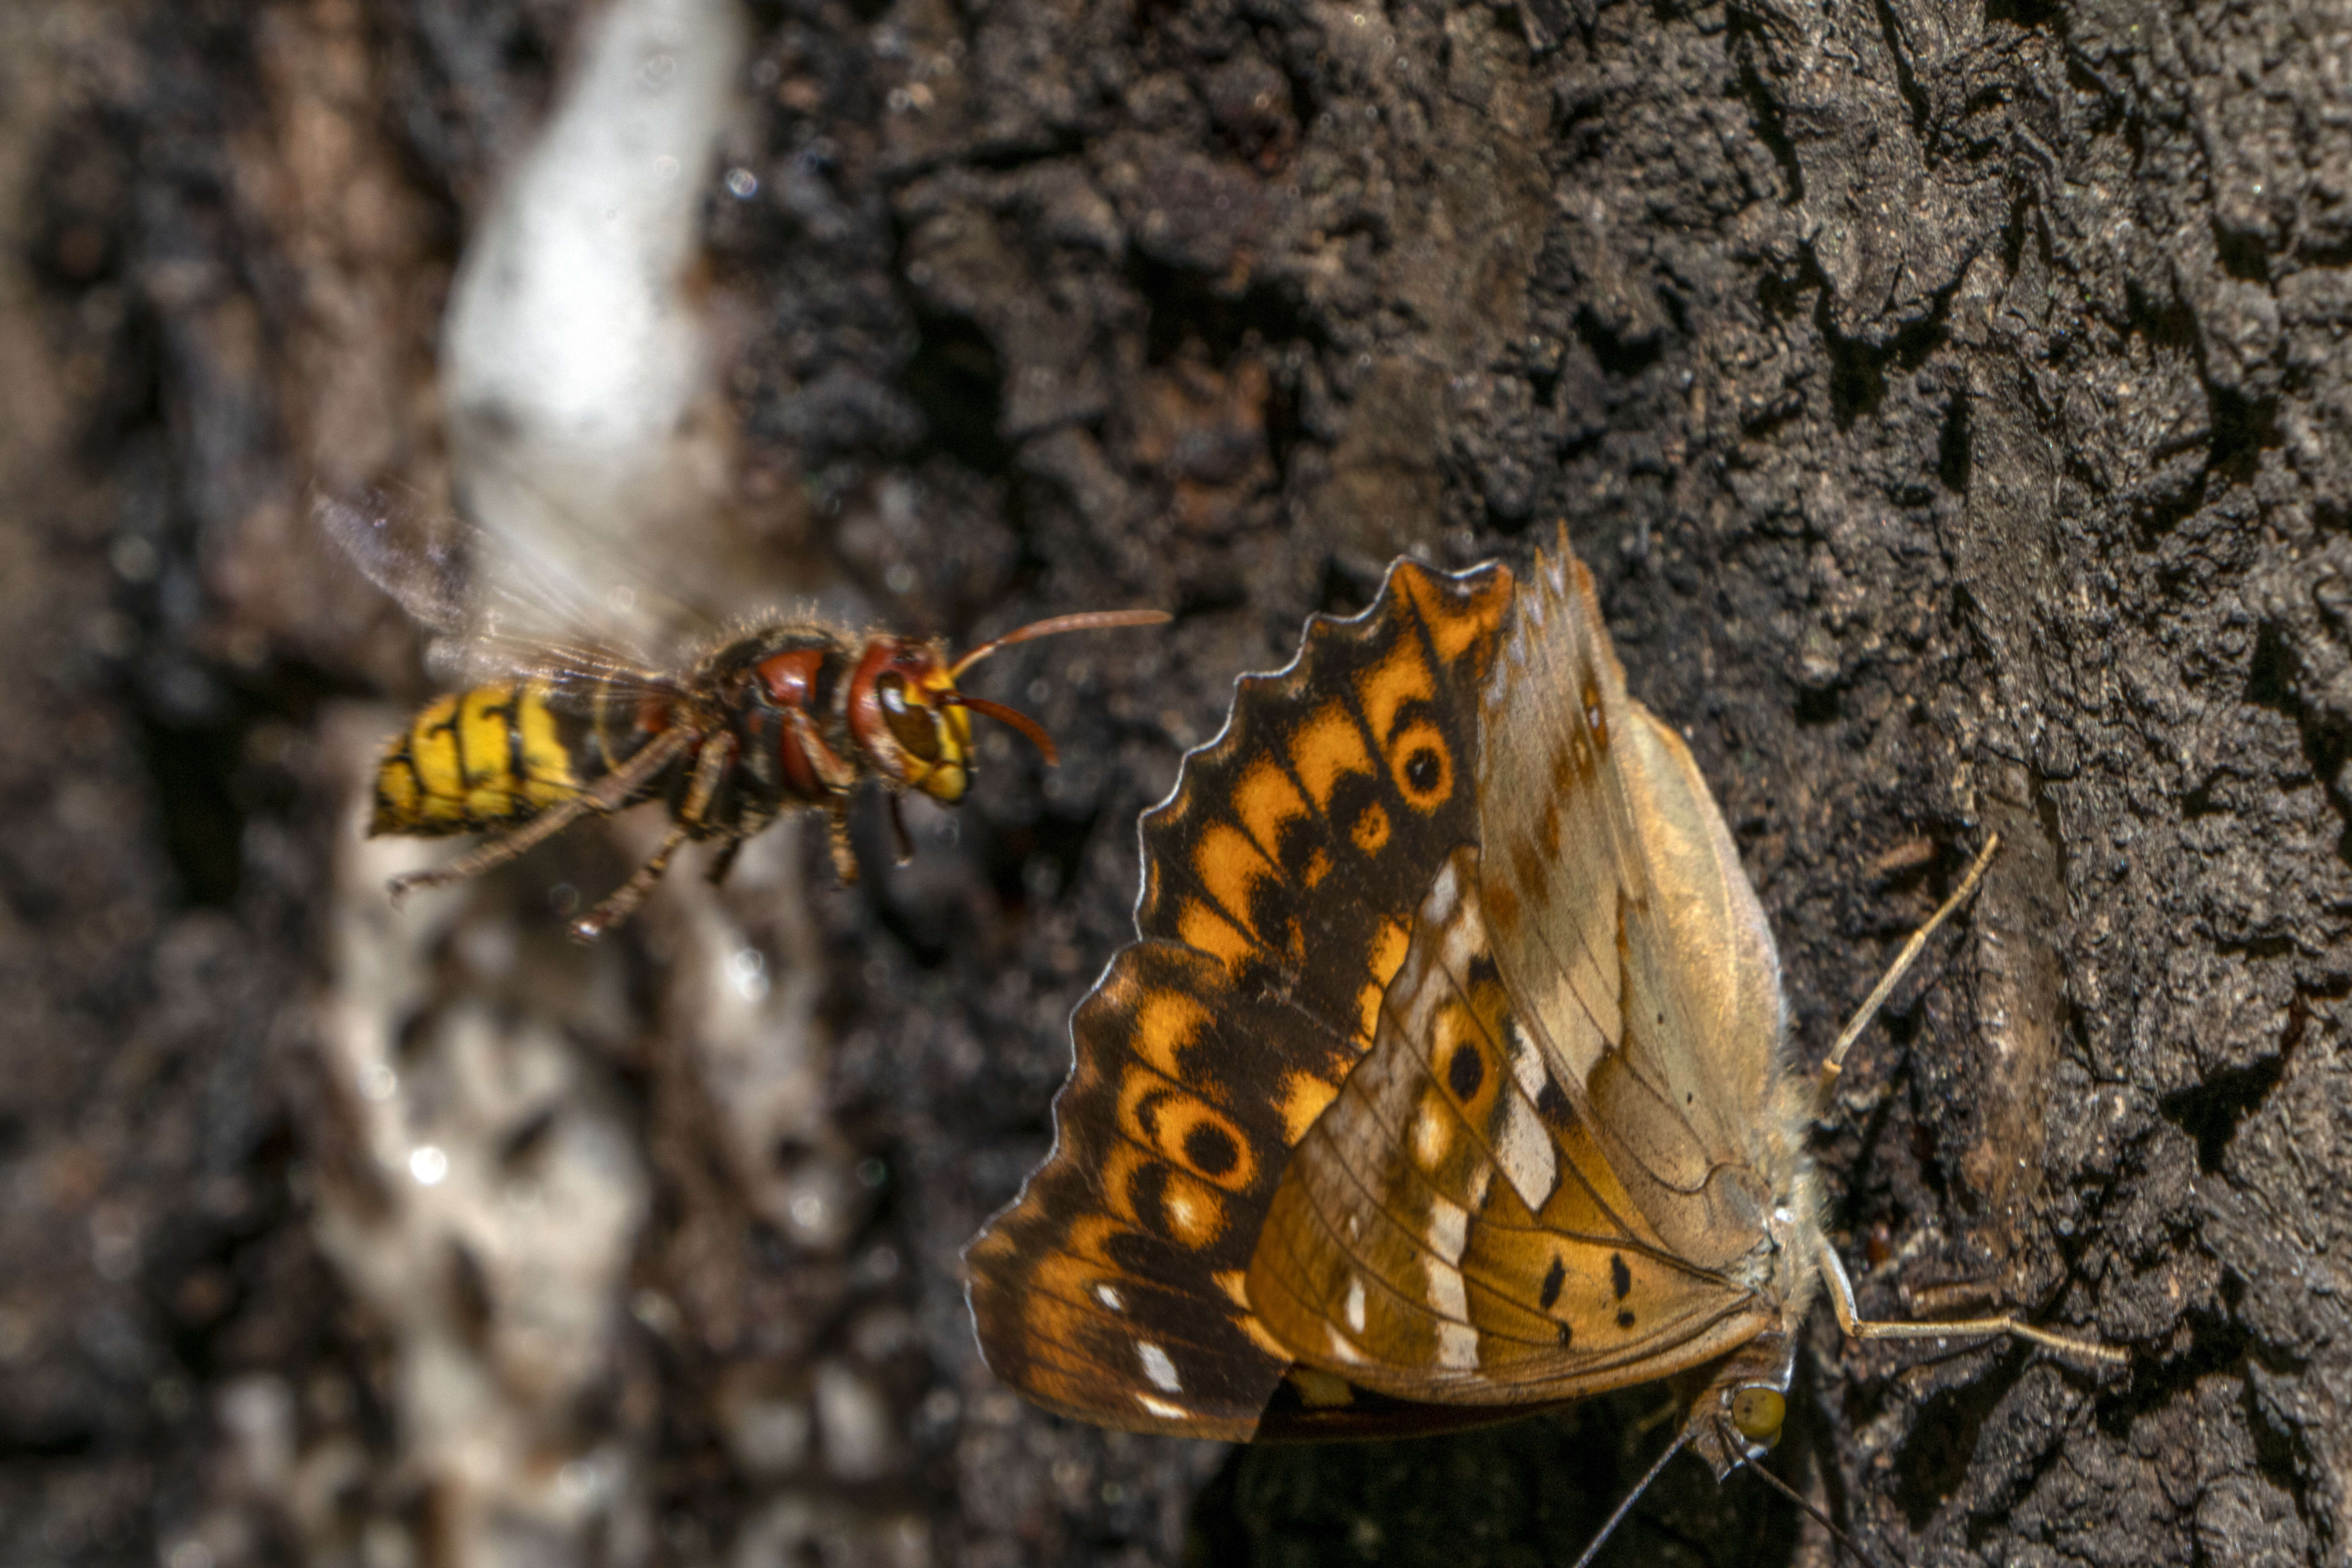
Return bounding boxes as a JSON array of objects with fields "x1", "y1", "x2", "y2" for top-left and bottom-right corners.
[
  {"x1": 946, "y1": 608, "x2": 1170, "y2": 678},
  {"x1": 944, "y1": 694, "x2": 1060, "y2": 764},
  {"x1": 1816, "y1": 832, "x2": 2001, "y2": 1109},
  {"x1": 1726, "y1": 1427, "x2": 1887, "y2": 1568},
  {"x1": 1568, "y1": 1425, "x2": 1694, "y2": 1568}
]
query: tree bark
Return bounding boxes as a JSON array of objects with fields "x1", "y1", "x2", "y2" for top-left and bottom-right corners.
[{"x1": 5, "y1": 0, "x2": 2347, "y2": 1564}]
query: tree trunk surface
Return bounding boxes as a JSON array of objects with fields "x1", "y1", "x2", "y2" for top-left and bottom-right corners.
[{"x1": 3, "y1": 0, "x2": 2346, "y2": 1565}]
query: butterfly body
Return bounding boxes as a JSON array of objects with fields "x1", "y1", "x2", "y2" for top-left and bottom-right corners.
[{"x1": 967, "y1": 535, "x2": 2115, "y2": 1510}]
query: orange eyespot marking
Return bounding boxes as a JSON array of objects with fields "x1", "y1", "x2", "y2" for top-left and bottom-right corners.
[
  {"x1": 1351, "y1": 801, "x2": 1391, "y2": 855},
  {"x1": 1437, "y1": 1014, "x2": 1487, "y2": 1104},
  {"x1": 1391, "y1": 728, "x2": 1451, "y2": 812},
  {"x1": 1158, "y1": 1170, "x2": 1227, "y2": 1249},
  {"x1": 1117, "y1": 1075, "x2": 1258, "y2": 1192},
  {"x1": 1174, "y1": 1104, "x2": 1255, "y2": 1189}
]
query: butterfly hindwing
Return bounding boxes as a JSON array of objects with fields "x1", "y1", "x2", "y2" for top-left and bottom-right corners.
[
  {"x1": 966, "y1": 560, "x2": 1515, "y2": 1439},
  {"x1": 1248, "y1": 846, "x2": 1774, "y2": 1403}
]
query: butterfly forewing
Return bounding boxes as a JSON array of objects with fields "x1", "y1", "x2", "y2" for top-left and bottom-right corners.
[
  {"x1": 965, "y1": 942, "x2": 1327, "y2": 1438},
  {"x1": 1134, "y1": 561, "x2": 1512, "y2": 1064},
  {"x1": 966, "y1": 560, "x2": 1515, "y2": 1439}
]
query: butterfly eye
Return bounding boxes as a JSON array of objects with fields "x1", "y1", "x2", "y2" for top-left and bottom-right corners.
[{"x1": 1729, "y1": 1386, "x2": 1786, "y2": 1446}]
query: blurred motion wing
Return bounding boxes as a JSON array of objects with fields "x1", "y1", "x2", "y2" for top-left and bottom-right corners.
[{"x1": 315, "y1": 481, "x2": 688, "y2": 701}]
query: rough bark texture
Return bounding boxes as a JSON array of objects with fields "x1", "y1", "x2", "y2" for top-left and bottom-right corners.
[{"x1": 4, "y1": 0, "x2": 2349, "y2": 1565}]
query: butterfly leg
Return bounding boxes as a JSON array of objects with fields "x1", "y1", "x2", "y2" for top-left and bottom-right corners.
[
  {"x1": 571, "y1": 731, "x2": 737, "y2": 941},
  {"x1": 385, "y1": 726, "x2": 696, "y2": 904},
  {"x1": 1821, "y1": 1244, "x2": 2128, "y2": 1366},
  {"x1": 1814, "y1": 833, "x2": 2002, "y2": 1108}
]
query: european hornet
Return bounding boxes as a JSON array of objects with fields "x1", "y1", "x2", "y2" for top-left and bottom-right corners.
[{"x1": 321, "y1": 489, "x2": 1166, "y2": 940}]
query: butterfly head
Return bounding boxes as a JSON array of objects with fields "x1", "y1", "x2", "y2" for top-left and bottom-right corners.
[
  {"x1": 1684, "y1": 1329, "x2": 1801, "y2": 1480},
  {"x1": 1726, "y1": 1383, "x2": 1787, "y2": 1449}
]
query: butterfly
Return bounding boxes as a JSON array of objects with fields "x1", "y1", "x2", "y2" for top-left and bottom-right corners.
[{"x1": 964, "y1": 532, "x2": 2122, "y2": 1558}]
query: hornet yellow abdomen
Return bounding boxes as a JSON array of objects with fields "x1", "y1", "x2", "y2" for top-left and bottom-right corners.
[{"x1": 371, "y1": 680, "x2": 585, "y2": 836}]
